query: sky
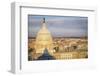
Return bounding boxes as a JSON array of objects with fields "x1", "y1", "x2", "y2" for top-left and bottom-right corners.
[{"x1": 28, "y1": 15, "x2": 88, "y2": 37}]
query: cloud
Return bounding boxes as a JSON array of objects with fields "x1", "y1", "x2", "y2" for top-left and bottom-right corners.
[{"x1": 28, "y1": 15, "x2": 88, "y2": 37}]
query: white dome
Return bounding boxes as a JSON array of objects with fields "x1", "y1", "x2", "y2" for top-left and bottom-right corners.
[{"x1": 35, "y1": 18, "x2": 53, "y2": 53}]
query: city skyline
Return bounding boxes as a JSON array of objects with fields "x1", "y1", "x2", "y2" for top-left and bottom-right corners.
[{"x1": 28, "y1": 15, "x2": 88, "y2": 37}]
